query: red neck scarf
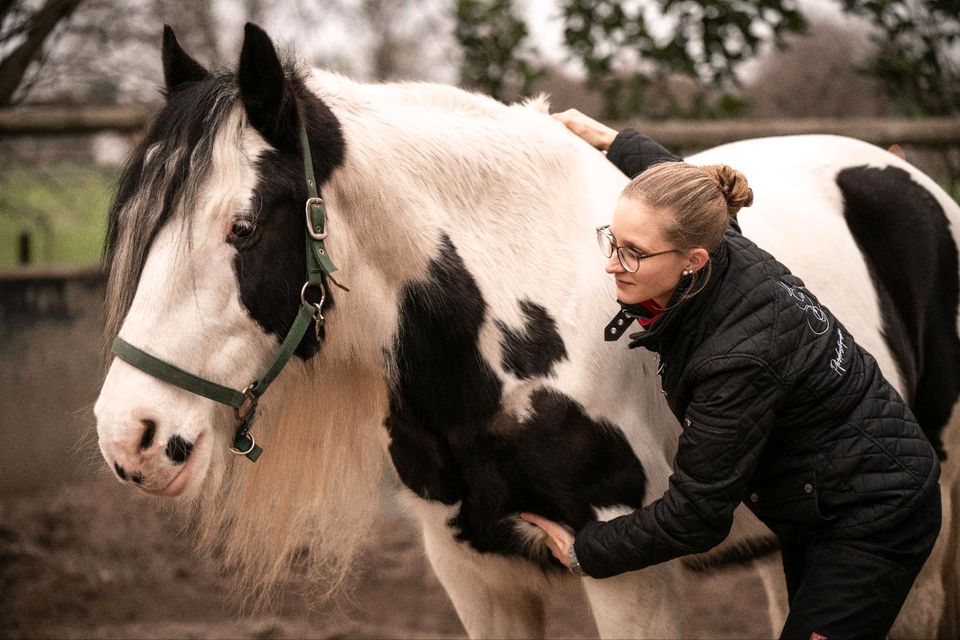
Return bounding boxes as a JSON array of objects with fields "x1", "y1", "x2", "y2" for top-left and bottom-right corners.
[{"x1": 636, "y1": 299, "x2": 665, "y2": 328}]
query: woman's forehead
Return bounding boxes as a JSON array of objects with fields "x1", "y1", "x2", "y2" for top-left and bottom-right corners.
[{"x1": 611, "y1": 197, "x2": 668, "y2": 247}]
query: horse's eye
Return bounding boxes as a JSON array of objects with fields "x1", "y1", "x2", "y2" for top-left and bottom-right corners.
[{"x1": 227, "y1": 218, "x2": 256, "y2": 243}]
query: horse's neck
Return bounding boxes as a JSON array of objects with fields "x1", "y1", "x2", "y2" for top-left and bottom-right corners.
[{"x1": 310, "y1": 83, "x2": 678, "y2": 477}]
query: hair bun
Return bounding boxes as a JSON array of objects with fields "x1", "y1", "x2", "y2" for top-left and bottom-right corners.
[{"x1": 703, "y1": 164, "x2": 753, "y2": 217}]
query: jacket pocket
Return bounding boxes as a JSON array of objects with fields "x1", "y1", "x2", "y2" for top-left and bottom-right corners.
[{"x1": 746, "y1": 471, "x2": 829, "y2": 533}]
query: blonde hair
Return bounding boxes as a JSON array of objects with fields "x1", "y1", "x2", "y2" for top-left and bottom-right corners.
[
  {"x1": 623, "y1": 161, "x2": 753, "y2": 252},
  {"x1": 621, "y1": 161, "x2": 753, "y2": 304}
]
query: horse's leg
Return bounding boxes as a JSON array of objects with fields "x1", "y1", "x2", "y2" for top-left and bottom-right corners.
[
  {"x1": 407, "y1": 496, "x2": 550, "y2": 639},
  {"x1": 941, "y1": 450, "x2": 960, "y2": 637},
  {"x1": 891, "y1": 403, "x2": 960, "y2": 638},
  {"x1": 888, "y1": 537, "x2": 948, "y2": 638},
  {"x1": 684, "y1": 505, "x2": 783, "y2": 637},
  {"x1": 753, "y1": 553, "x2": 788, "y2": 637},
  {"x1": 579, "y1": 562, "x2": 682, "y2": 639}
]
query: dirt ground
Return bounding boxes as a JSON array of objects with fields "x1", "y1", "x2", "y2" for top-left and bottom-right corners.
[{"x1": 1, "y1": 473, "x2": 775, "y2": 639}]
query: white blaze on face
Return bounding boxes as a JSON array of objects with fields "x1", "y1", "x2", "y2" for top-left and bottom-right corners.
[{"x1": 95, "y1": 110, "x2": 277, "y2": 497}]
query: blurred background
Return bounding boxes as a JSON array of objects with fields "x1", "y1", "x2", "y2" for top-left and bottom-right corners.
[
  {"x1": 1, "y1": 1, "x2": 958, "y2": 638},
  {"x1": 2, "y1": 0, "x2": 959, "y2": 270}
]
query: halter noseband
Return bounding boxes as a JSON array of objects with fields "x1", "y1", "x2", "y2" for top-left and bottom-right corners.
[{"x1": 111, "y1": 123, "x2": 345, "y2": 462}]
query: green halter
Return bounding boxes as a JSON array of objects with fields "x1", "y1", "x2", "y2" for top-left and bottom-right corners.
[{"x1": 111, "y1": 123, "x2": 344, "y2": 462}]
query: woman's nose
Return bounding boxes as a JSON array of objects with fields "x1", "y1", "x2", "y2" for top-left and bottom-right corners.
[{"x1": 605, "y1": 251, "x2": 624, "y2": 274}]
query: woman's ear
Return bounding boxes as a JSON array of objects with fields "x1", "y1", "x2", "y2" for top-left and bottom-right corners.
[{"x1": 687, "y1": 247, "x2": 710, "y2": 273}]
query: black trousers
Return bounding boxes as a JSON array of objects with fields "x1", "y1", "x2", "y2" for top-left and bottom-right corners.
[{"x1": 778, "y1": 487, "x2": 941, "y2": 640}]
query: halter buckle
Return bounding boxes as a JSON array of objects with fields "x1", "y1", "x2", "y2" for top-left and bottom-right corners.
[{"x1": 305, "y1": 197, "x2": 328, "y2": 240}]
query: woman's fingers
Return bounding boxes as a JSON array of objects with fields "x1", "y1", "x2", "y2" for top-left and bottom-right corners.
[
  {"x1": 520, "y1": 512, "x2": 573, "y2": 566},
  {"x1": 544, "y1": 537, "x2": 563, "y2": 562},
  {"x1": 551, "y1": 108, "x2": 618, "y2": 150},
  {"x1": 520, "y1": 512, "x2": 563, "y2": 538},
  {"x1": 520, "y1": 512, "x2": 571, "y2": 541}
]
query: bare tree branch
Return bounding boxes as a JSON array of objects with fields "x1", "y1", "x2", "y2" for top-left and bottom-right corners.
[{"x1": 0, "y1": 0, "x2": 83, "y2": 105}]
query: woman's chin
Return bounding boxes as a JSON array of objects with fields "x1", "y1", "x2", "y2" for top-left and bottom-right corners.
[{"x1": 615, "y1": 284, "x2": 644, "y2": 305}]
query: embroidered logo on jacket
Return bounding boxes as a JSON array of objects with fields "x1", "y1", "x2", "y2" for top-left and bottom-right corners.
[
  {"x1": 830, "y1": 328, "x2": 847, "y2": 376},
  {"x1": 777, "y1": 280, "x2": 830, "y2": 335}
]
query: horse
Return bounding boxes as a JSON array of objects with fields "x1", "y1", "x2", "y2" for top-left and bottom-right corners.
[{"x1": 93, "y1": 23, "x2": 960, "y2": 638}]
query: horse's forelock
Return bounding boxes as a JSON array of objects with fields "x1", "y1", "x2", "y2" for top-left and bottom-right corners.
[{"x1": 102, "y1": 74, "x2": 242, "y2": 353}]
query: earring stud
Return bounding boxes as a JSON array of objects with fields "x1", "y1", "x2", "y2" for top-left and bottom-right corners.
[{"x1": 682, "y1": 268, "x2": 693, "y2": 276}]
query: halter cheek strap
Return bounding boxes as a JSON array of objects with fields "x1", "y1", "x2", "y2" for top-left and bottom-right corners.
[{"x1": 110, "y1": 123, "x2": 345, "y2": 462}]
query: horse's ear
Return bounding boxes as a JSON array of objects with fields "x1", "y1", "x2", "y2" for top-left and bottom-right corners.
[
  {"x1": 238, "y1": 23, "x2": 298, "y2": 152},
  {"x1": 162, "y1": 25, "x2": 210, "y2": 93}
]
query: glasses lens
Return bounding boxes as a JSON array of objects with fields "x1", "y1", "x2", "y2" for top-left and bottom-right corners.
[
  {"x1": 597, "y1": 227, "x2": 614, "y2": 258},
  {"x1": 618, "y1": 247, "x2": 640, "y2": 272}
]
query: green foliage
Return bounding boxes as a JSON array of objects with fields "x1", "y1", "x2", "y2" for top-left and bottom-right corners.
[
  {"x1": 561, "y1": 0, "x2": 806, "y2": 119},
  {"x1": 450, "y1": 0, "x2": 958, "y2": 123},
  {"x1": 453, "y1": 0, "x2": 807, "y2": 118},
  {"x1": 838, "y1": 0, "x2": 959, "y2": 117},
  {"x1": 454, "y1": 0, "x2": 541, "y2": 101},
  {"x1": 0, "y1": 164, "x2": 115, "y2": 269}
]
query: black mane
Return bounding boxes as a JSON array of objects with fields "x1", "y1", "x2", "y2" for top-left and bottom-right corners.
[
  {"x1": 102, "y1": 72, "x2": 240, "y2": 349},
  {"x1": 104, "y1": 72, "x2": 237, "y2": 273}
]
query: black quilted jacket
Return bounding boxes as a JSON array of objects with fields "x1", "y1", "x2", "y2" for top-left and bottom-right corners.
[{"x1": 573, "y1": 129, "x2": 941, "y2": 579}]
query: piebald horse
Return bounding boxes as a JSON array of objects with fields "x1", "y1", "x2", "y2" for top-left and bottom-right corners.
[{"x1": 94, "y1": 24, "x2": 960, "y2": 638}]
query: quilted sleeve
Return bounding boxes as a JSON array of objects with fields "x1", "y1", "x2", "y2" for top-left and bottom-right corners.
[
  {"x1": 573, "y1": 356, "x2": 785, "y2": 578},
  {"x1": 606, "y1": 128, "x2": 682, "y2": 179}
]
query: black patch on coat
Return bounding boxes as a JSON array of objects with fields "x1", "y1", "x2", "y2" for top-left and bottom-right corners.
[
  {"x1": 837, "y1": 165, "x2": 960, "y2": 459},
  {"x1": 386, "y1": 235, "x2": 647, "y2": 565},
  {"x1": 497, "y1": 300, "x2": 568, "y2": 379},
  {"x1": 164, "y1": 435, "x2": 193, "y2": 464},
  {"x1": 232, "y1": 24, "x2": 346, "y2": 358}
]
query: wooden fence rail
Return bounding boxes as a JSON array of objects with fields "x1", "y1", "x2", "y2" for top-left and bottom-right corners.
[
  {"x1": 621, "y1": 117, "x2": 960, "y2": 150},
  {"x1": 0, "y1": 105, "x2": 153, "y2": 135},
  {"x1": 2, "y1": 105, "x2": 959, "y2": 150}
]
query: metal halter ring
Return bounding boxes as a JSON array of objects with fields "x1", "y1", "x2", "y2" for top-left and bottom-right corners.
[
  {"x1": 300, "y1": 281, "x2": 327, "y2": 319},
  {"x1": 233, "y1": 383, "x2": 259, "y2": 422},
  {"x1": 305, "y1": 197, "x2": 328, "y2": 240},
  {"x1": 230, "y1": 432, "x2": 257, "y2": 456}
]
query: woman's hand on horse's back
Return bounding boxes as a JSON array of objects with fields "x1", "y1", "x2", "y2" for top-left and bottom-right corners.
[{"x1": 552, "y1": 109, "x2": 618, "y2": 151}]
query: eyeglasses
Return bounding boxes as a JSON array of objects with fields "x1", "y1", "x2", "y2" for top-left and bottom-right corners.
[{"x1": 596, "y1": 225, "x2": 683, "y2": 273}]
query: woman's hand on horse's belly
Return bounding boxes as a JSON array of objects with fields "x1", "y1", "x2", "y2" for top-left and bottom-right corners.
[
  {"x1": 552, "y1": 108, "x2": 618, "y2": 151},
  {"x1": 520, "y1": 512, "x2": 573, "y2": 567}
]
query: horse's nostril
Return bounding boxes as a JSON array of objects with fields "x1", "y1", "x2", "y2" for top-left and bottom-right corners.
[
  {"x1": 165, "y1": 435, "x2": 194, "y2": 464},
  {"x1": 139, "y1": 419, "x2": 157, "y2": 450},
  {"x1": 130, "y1": 471, "x2": 144, "y2": 485},
  {"x1": 114, "y1": 462, "x2": 128, "y2": 481}
]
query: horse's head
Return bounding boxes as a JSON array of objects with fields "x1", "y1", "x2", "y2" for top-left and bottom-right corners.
[{"x1": 94, "y1": 24, "x2": 345, "y2": 497}]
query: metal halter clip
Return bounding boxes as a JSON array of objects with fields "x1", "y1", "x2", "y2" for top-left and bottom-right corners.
[
  {"x1": 305, "y1": 197, "x2": 328, "y2": 240},
  {"x1": 233, "y1": 383, "x2": 259, "y2": 422},
  {"x1": 300, "y1": 281, "x2": 327, "y2": 340}
]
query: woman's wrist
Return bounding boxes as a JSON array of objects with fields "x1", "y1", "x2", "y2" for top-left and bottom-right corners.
[{"x1": 568, "y1": 541, "x2": 586, "y2": 576}]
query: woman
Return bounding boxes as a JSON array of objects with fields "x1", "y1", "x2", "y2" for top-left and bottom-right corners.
[{"x1": 521, "y1": 110, "x2": 942, "y2": 639}]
